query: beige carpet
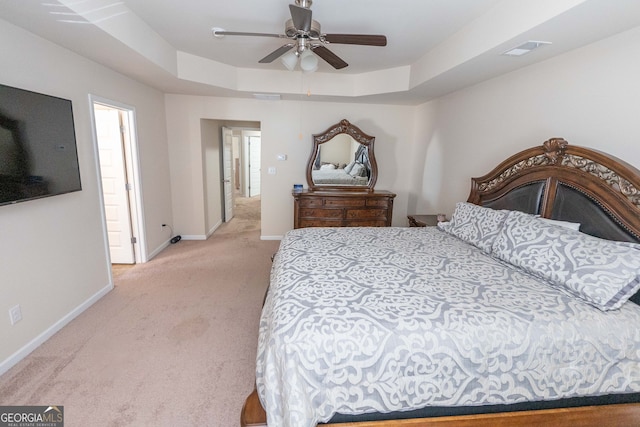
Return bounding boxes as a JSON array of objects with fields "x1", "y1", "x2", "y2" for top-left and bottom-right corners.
[{"x1": 0, "y1": 195, "x2": 280, "y2": 426}]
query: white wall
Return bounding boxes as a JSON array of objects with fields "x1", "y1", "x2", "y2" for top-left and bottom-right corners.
[
  {"x1": 414, "y1": 25, "x2": 640, "y2": 217},
  {"x1": 164, "y1": 96, "x2": 416, "y2": 238},
  {"x1": 0, "y1": 19, "x2": 173, "y2": 371},
  {"x1": 201, "y1": 119, "x2": 223, "y2": 236}
]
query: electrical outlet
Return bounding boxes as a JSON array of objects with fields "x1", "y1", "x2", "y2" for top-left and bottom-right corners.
[{"x1": 9, "y1": 305, "x2": 22, "y2": 325}]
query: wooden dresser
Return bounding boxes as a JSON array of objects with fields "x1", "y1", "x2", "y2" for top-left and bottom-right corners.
[{"x1": 293, "y1": 190, "x2": 396, "y2": 228}]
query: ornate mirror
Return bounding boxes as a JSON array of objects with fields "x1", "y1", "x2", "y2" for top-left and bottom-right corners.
[{"x1": 306, "y1": 119, "x2": 378, "y2": 192}]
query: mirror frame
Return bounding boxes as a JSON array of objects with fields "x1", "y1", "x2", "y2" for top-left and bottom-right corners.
[{"x1": 306, "y1": 119, "x2": 378, "y2": 192}]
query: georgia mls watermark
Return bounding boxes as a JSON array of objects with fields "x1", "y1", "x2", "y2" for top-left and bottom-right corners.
[{"x1": 0, "y1": 406, "x2": 63, "y2": 427}]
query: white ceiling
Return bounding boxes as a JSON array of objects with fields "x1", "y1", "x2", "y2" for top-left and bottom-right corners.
[{"x1": 2, "y1": 0, "x2": 640, "y2": 105}]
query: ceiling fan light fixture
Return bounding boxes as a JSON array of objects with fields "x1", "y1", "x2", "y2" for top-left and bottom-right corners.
[
  {"x1": 300, "y1": 49, "x2": 318, "y2": 73},
  {"x1": 281, "y1": 50, "x2": 299, "y2": 71},
  {"x1": 215, "y1": 0, "x2": 386, "y2": 71}
]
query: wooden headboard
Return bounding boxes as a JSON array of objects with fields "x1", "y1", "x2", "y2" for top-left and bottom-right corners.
[{"x1": 468, "y1": 138, "x2": 640, "y2": 244}]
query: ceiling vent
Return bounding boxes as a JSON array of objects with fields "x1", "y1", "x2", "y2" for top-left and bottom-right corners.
[{"x1": 502, "y1": 41, "x2": 551, "y2": 57}]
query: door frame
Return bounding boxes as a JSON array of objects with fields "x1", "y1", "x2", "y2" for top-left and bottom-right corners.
[{"x1": 89, "y1": 94, "x2": 147, "y2": 264}]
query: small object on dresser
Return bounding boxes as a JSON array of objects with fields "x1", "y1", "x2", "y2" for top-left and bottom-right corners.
[
  {"x1": 293, "y1": 184, "x2": 303, "y2": 192},
  {"x1": 437, "y1": 213, "x2": 447, "y2": 222}
]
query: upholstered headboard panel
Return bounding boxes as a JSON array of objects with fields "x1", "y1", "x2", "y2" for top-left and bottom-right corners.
[
  {"x1": 480, "y1": 181, "x2": 546, "y2": 216},
  {"x1": 550, "y1": 183, "x2": 639, "y2": 243},
  {"x1": 468, "y1": 138, "x2": 640, "y2": 245}
]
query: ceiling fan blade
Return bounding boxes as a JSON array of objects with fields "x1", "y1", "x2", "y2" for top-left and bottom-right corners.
[
  {"x1": 259, "y1": 44, "x2": 295, "y2": 63},
  {"x1": 324, "y1": 34, "x2": 387, "y2": 46},
  {"x1": 213, "y1": 28, "x2": 285, "y2": 39},
  {"x1": 312, "y1": 45, "x2": 348, "y2": 69},
  {"x1": 289, "y1": 4, "x2": 312, "y2": 32}
]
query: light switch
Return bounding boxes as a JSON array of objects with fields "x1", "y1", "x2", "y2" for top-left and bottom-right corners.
[{"x1": 268, "y1": 167, "x2": 276, "y2": 175}]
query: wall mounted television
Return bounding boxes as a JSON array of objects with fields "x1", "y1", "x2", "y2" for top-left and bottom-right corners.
[{"x1": 0, "y1": 83, "x2": 82, "y2": 206}]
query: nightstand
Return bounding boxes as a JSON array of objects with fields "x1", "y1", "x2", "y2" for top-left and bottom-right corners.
[{"x1": 407, "y1": 214, "x2": 441, "y2": 227}]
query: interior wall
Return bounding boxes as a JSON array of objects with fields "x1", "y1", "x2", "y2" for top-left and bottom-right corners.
[
  {"x1": 201, "y1": 119, "x2": 223, "y2": 236},
  {"x1": 0, "y1": 19, "x2": 173, "y2": 372},
  {"x1": 414, "y1": 25, "x2": 640, "y2": 217},
  {"x1": 164, "y1": 96, "x2": 416, "y2": 238}
]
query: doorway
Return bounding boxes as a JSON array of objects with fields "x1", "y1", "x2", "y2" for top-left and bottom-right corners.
[
  {"x1": 91, "y1": 97, "x2": 145, "y2": 265},
  {"x1": 219, "y1": 126, "x2": 261, "y2": 224},
  {"x1": 243, "y1": 130, "x2": 261, "y2": 198}
]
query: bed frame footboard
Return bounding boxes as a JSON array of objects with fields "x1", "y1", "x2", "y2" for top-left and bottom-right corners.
[{"x1": 241, "y1": 388, "x2": 640, "y2": 427}]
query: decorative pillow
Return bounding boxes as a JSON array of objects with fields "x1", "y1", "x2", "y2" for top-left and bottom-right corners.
[
  {"x1": 344, "y1": 161, "x2": 355, "y2": 174},
  {"x1": 437, "y1": 221, "x2": 451, "y2": 232},
  {"x1": 320, "y1": 163, "x2": 336, "y2": 170},
  {"x1": 349, "y1": 162, "x2": 365, "y2": 177},
  {"x1": 442, "y1": 202, "x2": 510, "y2": 253},
  {"x1": 492, "y1": 210, "x2": 640, "y2": 311},
  {"x1": 537, "y1": 217, "x2": 581, "y2": 231}
]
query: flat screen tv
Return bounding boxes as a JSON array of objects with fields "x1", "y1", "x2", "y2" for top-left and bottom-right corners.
[{"x1": 0, "y1": 83, "x2": 81, "y2": 206}]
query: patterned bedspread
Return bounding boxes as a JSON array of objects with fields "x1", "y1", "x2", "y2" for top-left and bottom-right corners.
[
  {"x1": 255, "y1": 227, "x2": 640, "y2": 427},
  {"x1": 312, "y1": 169, "x2": 368, "y2": 185}
]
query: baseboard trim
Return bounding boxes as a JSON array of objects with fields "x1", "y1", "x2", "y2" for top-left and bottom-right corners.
[
  {"x1": 207, "y1": 220, "x2": 222, "y2": 237},
  {"x1": 0, "y1": 282, "x2": 114, "y2": 376},
  {"x1": 261, "y1": 235, "x2": 283, "y2": 241},
  {"x1": 181, "y1": 235, "x2": 207, "y2": 240},
  {"x1": 147, "y1": 239, "x2": 170, "y2": 261}
]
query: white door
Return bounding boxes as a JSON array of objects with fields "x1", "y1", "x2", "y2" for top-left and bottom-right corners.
[
  {"x1": 222, "y1": 127, "x2": 234, "y2": 222},
  {"x1": 94, "y1": 106, "x2": 135, "y2": 264},
  {"x1": 246, "y1": 133, "x2": 261, "y2": 197}
]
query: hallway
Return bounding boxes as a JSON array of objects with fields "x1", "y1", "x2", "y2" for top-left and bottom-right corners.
[{"x1": 217, "y1": 194, "x2": 261, "y2": 235}]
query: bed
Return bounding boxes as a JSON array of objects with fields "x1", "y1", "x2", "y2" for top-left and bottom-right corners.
[
  {"x1": 241, "y1": 138, "x2": 640, "y2": 427},
  {"x1": 311, "y1": 167, "x2": 369, "y2": 186}
]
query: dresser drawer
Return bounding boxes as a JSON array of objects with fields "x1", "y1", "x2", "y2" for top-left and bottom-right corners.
[
  {"x1": 299, "y1": 198, "x2": 325, "y2": 208},
  {"x1": 300, "y1": 208, "x2": 343, "y2": 218},
  {"x1": 347, "y1": 219, "x2": 388, "y2": 227},
  {"x1": 345, "y1": 209, "x2": 388, "y2": 219},
  {"x1": 324, "y1": 198, "x2": 366, "y2": 207},
  {"x1": 366, "y1": 198, "x2": 390, "y2": 208},
  {"x1": 299, "y1": 219, "x2": 343, "y2": 228}
]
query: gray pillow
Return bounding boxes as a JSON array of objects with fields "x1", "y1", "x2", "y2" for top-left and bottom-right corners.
[
  {"x1": 443, "y1": 202, "x2": 510, "y2": 253},
  {"x1": 492, "y1": 210, "x2": 640, "y2": 311},
  {"x1": 537, "y1": 217, "x2": 580, "y2": 231}
]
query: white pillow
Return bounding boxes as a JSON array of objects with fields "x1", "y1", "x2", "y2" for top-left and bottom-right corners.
[
  {"x1": 349, "y1": 162, "x2": 365, "y2": 177},
  {"x1": 344, "y1": 161, "x2": 355, "y2": 174},
  {"x1": 320, "y1": 163, "x2": 336, "y2": 170},
  {"x1": 537, "y1": 217, "x2": 581, "y2": 231}
]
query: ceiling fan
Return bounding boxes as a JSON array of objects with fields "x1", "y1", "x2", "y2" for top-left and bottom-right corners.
[{"x1": 212, "y1": 0, "x2": 387, "y2": 71}]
